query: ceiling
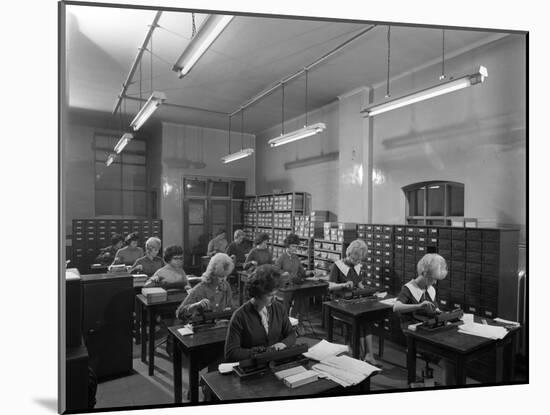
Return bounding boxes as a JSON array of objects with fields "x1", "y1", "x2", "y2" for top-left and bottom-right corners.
[{"x1": 66, "y1": 4, "x2": 508, "y2": 134}]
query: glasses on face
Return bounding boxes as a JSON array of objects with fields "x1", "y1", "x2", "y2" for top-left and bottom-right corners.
[{"x1": 172, "y1": 255, "x2": 184, "y2": 261}]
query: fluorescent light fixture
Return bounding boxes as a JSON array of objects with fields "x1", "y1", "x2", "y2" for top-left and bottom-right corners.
[
  {"x1": 268, "y1": 122, "x2": 326, "y2": 148},
  {"x1": 130, "y1": 91, "x2": 166, "y2": 131},
  {"x1": 361, "y1": 66, "x2": 488, "y2": 117},
  {"x1": 173, "y1": 14, "x2": 234, "y2": 78},
  {"x1": 105, "y1": 154, "x2": 116, "y2": 167},
  {"x1": 221, "y1": 148, "x2": 254, "y2": 164},
  {"x1": 114, "y1": 133, "x2": 134, "y2": 154}
]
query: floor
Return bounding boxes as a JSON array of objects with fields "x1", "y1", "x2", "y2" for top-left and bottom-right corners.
[{"x1": 94, "y1": 297, "x2": 524, "y2": 409}]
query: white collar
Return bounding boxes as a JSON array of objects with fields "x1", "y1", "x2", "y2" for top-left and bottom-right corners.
[
  {"x1": 405, "y1": 280, "x2": 436, "y2": 302},
  {"x1": 335, "y1": 260, "x2": 362, "y2": 276}
]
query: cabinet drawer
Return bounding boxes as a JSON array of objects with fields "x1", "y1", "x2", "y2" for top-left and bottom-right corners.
[
  {"x1": 365, "y1": 232, "x2": 374, "y2": 240},
  {"x1": 437, "y1": 279, "x2": 450, "y2": 289},
  {"x1": 481, "y1": 284, "x2": 498, "y2": 298},
  {"x1": 451, "y1": 229, "x2": 465, "y2": 239},
  {"x1": 482, "y1": 241, "x2": 499, "y2": 252},
  {"x1": 482, "y1": 231, "x2": 499, "y2": 241},
  {"x1": 395, "y1": 244, "x2": 404, "y2": 251},
  {"x1": 395, "y1": 235, "x2": 405, "y2": 243},
  {"x1": 451, "y1": 260, "x2": 465, "y2": 271},
  {"x1": 480, "y1": 296, "x2": 498, "y2": 309},
  {"x1": 451, "y1": 250, "x2": 465, "y2": 260},
  {"x1": 467, "y1": 240, "x2": 482, "y2": 251},
  {"x1": 416, "y1": 236, "x2": 427, "y2": 245},
  {"x1": 405, "y1": 236, "x2": 415, "y2": 244},
  {"x1": 406, "y1": 227, "x2": 416, "y2": 235},
  {"x1": 374, "y1": 225, "x2": 383, "y2": 233},
  {"x1": 482, "y1": 252, "x2": 499, "y2": 264},
  {"x1": 383, "y1": 258, "x2": 393, "y2": 266},
  {"x1": 482, "y1": 263, "x2": 498, "y2": 276},
  {"x1": 395, "y1": 226, "x2": 405, "y2": 234},
  {"x1": 416, "y1": 246, "x2": 427, "y2": 254},
  {"x1": 464, "y1": 283, "x2": 481, "y2": 295},
  {"x1": 416, "y1": 227, "x2": 427, "y2": 235},
  {"x1": 374, "y1": 241, "x2": 382, "y2": 249},
  {"x1": 438, "y1": 239, "x2": 452, "y2": 249},
  {"x1": 466, "y1": 230, "x2": 482, "y2": 240},
  {"x1": 383, "y1": 251, "x2": 392, "y2": 258},
  {"x1": 466, "y1": 251, "x2": 482, "y2": 263},
  {"x1": 404, "y1": 270, "x2": 416, "y2": 280},
  {"x1": 466, "y1": 262, "x2": 482, "y2": 274},
  {"x1": 383, "y1": 243, "x2": 392, "y2": 250},
  {"x1": 374, "y1": 234, "x2": 383, "y2": 241},
  {"x1": 428, "y1": 228, "x2": 439, "y2": 236},
  {"x1": 439, "y1": 228, "x2": 451, "y2": 239},
  {"x1": 382, "y1": 234, "x2": 392, "y2": 241},
  {"x1": 383, "y1": 226, "x2": 393, "y2": 234},
  {"x1": 357, "y1": 231, "x2": 366, "y2": 239},
  {"x1": 452, "y1": 240, "x2": 466, "y2": 250},
  {"x1": 451, "y1": 279, "x2": 465, "y2": 291},
  {"x1": 405, "y1": 245, "x2": 415, "y2": 253},
  {"x1": 465, "y1": 273, "x2": 481, "y2": 285},
  {"x1": 404, "y1": 262, "x2": 416, "y2": 272},
  {"x1": 427, "y1": 237, "x2": 438, "y2": 246}
]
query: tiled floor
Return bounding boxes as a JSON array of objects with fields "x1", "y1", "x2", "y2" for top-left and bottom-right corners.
[{"x1": 94, "y1": 301, "x2": 524, "y2": 409}]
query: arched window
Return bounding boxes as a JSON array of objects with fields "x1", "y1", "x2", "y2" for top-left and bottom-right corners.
[{"x1": 402, "y1": 181, "x2": 464, "y2": 225}]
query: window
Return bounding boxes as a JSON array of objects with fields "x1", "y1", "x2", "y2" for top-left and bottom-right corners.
[
  {"x1": 403, "y1": 181, "x2": 464, "y2": 225},
  {"x1": 94, "y1": 133, "x2": 149, "y2": 217}
]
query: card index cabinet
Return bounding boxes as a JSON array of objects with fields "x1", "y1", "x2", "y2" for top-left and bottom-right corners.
[{"x1": 71, "y1": 219, "x2": 162, "y2": 273}]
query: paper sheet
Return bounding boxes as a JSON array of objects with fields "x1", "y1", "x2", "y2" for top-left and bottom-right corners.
[
  {"x1": 302, "y1": 340, "x2": 349, "y2": 361},
  {"x1": 289, "y1": 317, "x2": 299, "y2": 327},
  {"x1": 458, "y1": 322, "x2": 508, "y2": 340},
  {"x1": 311, "y1": 355, "x2": 380, "y2": 387},
  {"x1": 494, "y1": 317, "x2": 520, "y2": 327},
  {"x1": 177, "y1": 325, "x2": 194, "y2": 336},
  {"x1": 218, "y1": 362, "x2": 239, "y2": 374},
  {"x1": 379, "y1": 297, "x2": 397, "y2": 306}
]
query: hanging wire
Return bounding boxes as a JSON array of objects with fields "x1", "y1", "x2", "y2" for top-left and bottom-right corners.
[
  {"x1": 191, "y1": 13, "x2": 196, "y2": 38},
  {"x1": 228, "y1": 115, "x2": 232, "y2": 153},
  {"x1": 241, "y1": 109, "x2": 244, "y2": 149},
  {"x1": 281, "y1": 83, "x2": 285, "y2": 135},
  {"x1": 304, "y1": 69, "x2": 309, "y2": 126},
  {"x1": 385, "y1": 25, "x2": 391, "y2": 98},
  {"x1": 440, "y1": 29, "x2": 446, "y2": 80}
]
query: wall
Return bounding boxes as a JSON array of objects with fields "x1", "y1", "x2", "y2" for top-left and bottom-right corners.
[
  {"x1": 159, "y1": 122, "x2": 256, "y2": 248},
  {"x1": 254, "y1": 101, "x2": 340, "y2": 215},
  {"x1": 255, "y1": 34, "x2": 526, "y2": 265}
]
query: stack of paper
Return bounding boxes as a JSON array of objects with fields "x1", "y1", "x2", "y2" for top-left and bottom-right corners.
[
  {"x1": 177, "y1": 325, "x2": 194, "y2": 336},
  {"x1": 283, "y1": 370, "x2": 319, "y2": 388},
  {"x1": 274, "y1": 365, "x2": 307, "y2": 380},
  {"x1": 494, "y1": 317, "x2": 521, "y2": 327},
  {"x1": 458, "y1": 321, "x2": 508, "y2": 340},
  {"x1": 132, "y1": 273, "x2": 148, "y2": 287},
  {"x1": 141, "y1": 287, "x2": 167, "y2": 303},
  {"x1": 218, "y1": 362, "x2": 238, "y2": 374},
  {"x1": 302, "y1": 340, "x2": 349, "y2": 361},
  {"x1": 312, "y1": 355, "x2": 380, "y2": 387}
]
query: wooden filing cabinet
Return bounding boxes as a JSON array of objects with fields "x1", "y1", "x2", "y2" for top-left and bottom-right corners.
[{"x1": 81, "y1": 273, "x2": 134, "y2": 380}]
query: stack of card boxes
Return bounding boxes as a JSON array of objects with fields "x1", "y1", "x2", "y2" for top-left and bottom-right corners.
[
  {"x1": 323, "y1": 222, "x2": 356, "y2": 243},
  {"x1": 141, "y1": 287, "x2": 167, "y2": 304}
]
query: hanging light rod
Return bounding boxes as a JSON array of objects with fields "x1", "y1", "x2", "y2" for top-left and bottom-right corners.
[
  {"x1": 229, "y1": 25, "x2": 376, "y2": 117},
  {"x1": 173, "y1": 14, "x2": 234, "y2": 78},
  {"x1": 268, "y1": 122, "x2": 326, "y2": 147},
  {"x1": 105, "y1": 153, "x2": 116, "y2": 167},
  {"x1": 114, "y1": 133, "x2": 134, "y2": 154},
  {"x1": 221, "y1": 148, "x2": 254, "y2": 164},
  {"x1": 113, "y1": 11, "x2": 162, "y2": 115},
  {"x1": 361, "y1": 65, "x2": 488, "y2": 117},
  {"x1": 130, "y1": 91, "x2": 166, "y2": 131}
]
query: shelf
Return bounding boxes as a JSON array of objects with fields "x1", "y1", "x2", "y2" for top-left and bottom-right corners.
[
  {"x1": 313, "y1": 256, "x2": 338, "y2": 262},
  {"x1": 314, "y1": 247, "x2": 344, "y2": 254},
  {"x1": 314, "y1": 239, "x2": 345, "y2": 244},
  {"x1": 273, "y1": 226, "x2": 292, "y2": 230}
]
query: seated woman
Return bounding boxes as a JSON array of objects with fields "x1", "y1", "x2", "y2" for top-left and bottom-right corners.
[
  {"x1": 225, "y1": 265, "x2": 296, "y2": 362},
  {"x1": 243, "y1": 232, "x2": 273, "y2": 271},
  {"x1": 144, "y1": 245, "x2": 191, "y2": 291},
  {"x1": 274, "y1": 233, "x2": 310, "y2": 318},
  {"x1": 113, "y1": 232, "x2": 144, "y2": 266},
  {"x1": 175, "y1": 253, "x2": 236, "y2": 322},
  {"x1": 226, "y1": 229, "x2": 249, "y2": 269},
  {"x1": 328, "y1": 239, "x2": 380, "y2": 366},
  {"x1": 95, "y1": 233, "x2": 124, "y2": 265},
  {"x1": 393, "y1": 253, "x2": 454, "y2": 385},
  {"x1": 207, "y1": 229, "x2": 228, "y2": 257},
  {"x1": 128, "y1": 237, "x2": 164, "y2": 277}
]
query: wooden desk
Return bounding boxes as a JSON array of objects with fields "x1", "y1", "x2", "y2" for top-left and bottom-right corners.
[
  {"x1": 278, "y1": 281, "x2": 329, "y2": 315},
  {"x1": 324, "y1": 297, "x2": 394, "y2": 359},
  {"x1": 403, "y1": 318, "x2": 520, "y2": 385},
  {"x1": 136, "y1": 290, "x2": 188, "y2": 376},
  {"x1": 168, "y1": 324, "x2": 228, "y2": 404},
  {"x1": 201, "y1": 361, "x2": 372, "y2": 402}
]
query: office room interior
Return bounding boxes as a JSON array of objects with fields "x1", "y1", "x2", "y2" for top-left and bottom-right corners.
[{"x1": 60, "y1": 1, "x2": 527, "y2": 413}]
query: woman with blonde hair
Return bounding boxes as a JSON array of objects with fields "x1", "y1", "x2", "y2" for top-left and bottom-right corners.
[
  {"x1": 328, "y1": 239, "x2": 380, "y2": 366},
  {"x1": 176, "y1": 253, "x2": 236, "y2": 321}
]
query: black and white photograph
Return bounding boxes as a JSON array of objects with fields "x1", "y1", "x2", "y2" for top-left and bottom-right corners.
[
  {"x1": 4, "y1": 0, "x2": 539, "y2": 413},
  {"x1": 56, "y1": 0, "x2": 530, "y2": 412}
]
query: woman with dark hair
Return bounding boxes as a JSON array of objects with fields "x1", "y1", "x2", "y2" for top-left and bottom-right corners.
[
  {"x1": 224, "y1": 265, "x2": 296, "y2": 362},
  {"x1": 175, "y1": 253, "x2": 235, "y2": 321},
  {"x1": 95, "y1": 233, "x2": 124, "y2": 265},
  {"x1": 144, "y1": 245, "x2": 190, "y2": 291},
  {"x1": 207, "y1": 229, "x2": 228, "y2": 257},
  {"x1": 113, "y1": 232, "x2": 144, "y2": 266},
  {"x1": 243, "y1": 232, "x2": 272, "y2": 271}
]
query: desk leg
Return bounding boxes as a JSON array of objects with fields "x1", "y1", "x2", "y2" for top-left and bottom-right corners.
[
  {"x1": 455, "y1": 356, "x2": 467, "y2": 386},
  {"x1": 148, "y1": 309, "x2": 155, "y2": 376},
  {"x1": 378, "y1": 336, "x2": 384, "y2": 359},
  {"x1": 327, "y1": 309, "x2": 334, "y2": 342},
  {"x1": 189, "y1": 354, "x2": 199, "y2": 403},
  {"x1": 406, "y1": 336, "x2": 417, "y2": 385},
  {"x1": 172, "y1": 336, "x2": 182, "y2": 403},
  {"x1": 351, "y1": 319, "x2": 360, "y2": 359},
  {"x1": 140, "y1": 304, "x2": 147, "y2": 363}
]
